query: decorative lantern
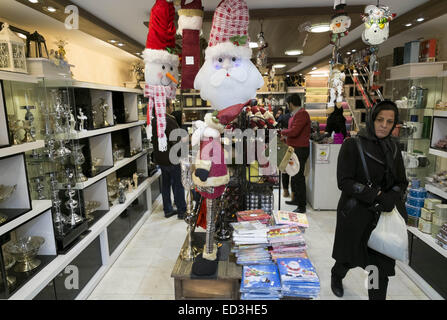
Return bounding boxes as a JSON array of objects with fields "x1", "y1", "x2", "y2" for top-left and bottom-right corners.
[
  {"x1": 0, "y1": 23, "x2": 27, "y2": 73},
  {"x1": 26, "y1": 31, "x2": 49, "y2": 59}
]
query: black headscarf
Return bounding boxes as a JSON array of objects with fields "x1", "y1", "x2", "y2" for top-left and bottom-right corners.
[
  {"x1": 358, "y1": 100, "x2": 399, "y2": 190},
  {"x1": 326, "y1": 105, "x2": 347, "y2": 138}
]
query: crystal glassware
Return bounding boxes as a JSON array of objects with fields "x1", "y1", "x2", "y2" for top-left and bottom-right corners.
[
  {"x1": 91, "y1": 157, "x2": 103, "y2": 176},
  {"x1": 33, "y1": 176, "x2": 46, "y2": 200},
  {"x1": 84, "y1": 200, "x2": 100, "y2": 222},
  {"x1": 71, "y1": 144, "x2": 87, "y2": 182},
  {"x1": 0, "y1": 184, "x2": 17, "y2": 224},
  {"x1": 65, "y1": 186, "x2": 83, "y2": 227},
  {"x1": 4, "y1": 236, "x2": 45, "y2": 273}
]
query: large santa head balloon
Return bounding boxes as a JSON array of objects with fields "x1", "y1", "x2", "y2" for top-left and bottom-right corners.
[
  {"x1": 362, "y1": 5, "x2": 395, "y2": 46},
  {"x1": 194, "y1": 0, "x2": 264, "y2": 110},
  {"x1": 143, "y1": 0, "x2": 179, "y2": 151}
]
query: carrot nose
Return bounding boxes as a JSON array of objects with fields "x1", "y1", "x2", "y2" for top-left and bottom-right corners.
[
  {"x1": 166, "y1": 72, "x2": 178, "y2": 84},
  {"x1": 336, "y1": 23, "x2": 341, "y2": 27}
]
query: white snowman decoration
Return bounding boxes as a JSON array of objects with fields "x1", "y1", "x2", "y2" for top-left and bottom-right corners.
[
  {"x1": 330, "y1": 2, "x2": 351, "y2": 45},
  {"x1": 362, "y1": 5, "x2": 395, "y2": 46},
  {"x1": 143, "y1": 0, "x2": 179, "y2": 151},
  {"x1": 328, "y1": 64, "x2": 346, "y2": 108}
]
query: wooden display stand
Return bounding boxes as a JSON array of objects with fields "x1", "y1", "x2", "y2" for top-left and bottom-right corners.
[{"x1": 171, "y1": 232, "x2": 242, "y2": 300}]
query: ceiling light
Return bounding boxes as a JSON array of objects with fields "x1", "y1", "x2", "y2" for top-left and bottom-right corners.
[
  {"x1": 249, "y1": 42, "x2": 259, "y2": 49},
  {"x1": 28, "y1": 0, "x2": 39, "y2": 3},
  {"x1": 46, "y1": 6, "x2": 56, "y2": 12},
  {"x1": 17, "y1": 33, "x2": 27, "y2": 39},
  {"x1": 312, "y1": 67, "x2": 317, "y2": 71},
  {"x1": 309, "y1": 23, "x2": 331, "y2": 33},
  {"x1": 299, "y1": 73, "x2": 303, "y2": 76},
  {"x1": 405, "y1": 23, "x2": 412, "y2": 27},
  {"x1": 285, "y1": 49, "x2": 303, "y2": 56},
  {"x1": 273, "y1": 64, "x2": 286, "y2": 69},
  {"x1": 347, "y1": 52, "x2": 352, "y2": 55},
  {"x1": 117, "y1": 43, "x2": 125, "y2": 47},
  {"x1": 109, "y1": 40, "x2": 117, "y2": 43},
  {"x1": 417, "y1": 17, "x2": 425, "y2": 22},
  {"x1": 351, "y1": 49, "x2": 356, "y2": 52}
]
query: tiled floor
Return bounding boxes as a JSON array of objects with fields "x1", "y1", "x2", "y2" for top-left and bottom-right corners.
[{"x1": 88, "y1": 191, "x2": 429, "y2": 300}]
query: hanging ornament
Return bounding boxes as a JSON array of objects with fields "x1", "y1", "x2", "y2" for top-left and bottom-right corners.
[
  {"x1": 256, "y1": 20, "x2": 268, "y2": 68},
  {"x1": 361, "y1": 4, "x2": 396, "y2": 46},
  {"x1": 330, "y1": 0, "x2": 351, "y2": 46}
]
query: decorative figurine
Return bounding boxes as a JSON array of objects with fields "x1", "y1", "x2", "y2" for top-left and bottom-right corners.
[
  {"x1": 133, "y1": 173, "x2": 139, "y2": 189},
  {"x1": 77, "y1": 108, "x2": 88, "y2": 132},
  {"x1": 118, "y1": 180, "x2": 126, "y2": 204}
]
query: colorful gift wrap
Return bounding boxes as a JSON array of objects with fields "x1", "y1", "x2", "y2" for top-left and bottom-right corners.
[
  {"x1": 406, "y1": 203, "x2": 421, "y2": 217},
  {"x1": 407, "y1": 215, "x2": 419, "y2": 228},
  {"x1": 407, "y1": 196, "x2": 426, "y2": 208},
  {"x1": 418, "y1": 218, "x2": 432, "y2": 234},
  {"x1": 424, "y1": 198, "x2": 442, "y2": 210},
  {"x1": 409, "y1": 188, "x2": 427, "y2": 198},
  {"x1": 421, "y1": 207, "x2": 434, "y2": 221}
]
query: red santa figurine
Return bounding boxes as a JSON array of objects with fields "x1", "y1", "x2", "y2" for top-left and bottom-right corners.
[{"x1": 191, "y1": 0, "x2": 264, "y2": 275}]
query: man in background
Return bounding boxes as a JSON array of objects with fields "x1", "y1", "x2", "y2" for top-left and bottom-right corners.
[
  {"x1": 152, "y1": 99, "x2": 186, "y2": 219},
  {"x1": 280, "y1": 94, "x2": 311, "y2": 213}
]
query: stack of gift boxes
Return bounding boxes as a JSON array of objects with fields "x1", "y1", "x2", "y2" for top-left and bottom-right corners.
[
  {"x1": 419, "y1": 198, "x2": 442, "y2": 236},
  {"x1": 405, "y1": 179, "x2": 428, "y2": 228}
]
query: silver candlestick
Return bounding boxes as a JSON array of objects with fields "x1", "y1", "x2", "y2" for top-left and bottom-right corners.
[{"x1": 179, "y1": 156, "x2": 200, "y2": 261}]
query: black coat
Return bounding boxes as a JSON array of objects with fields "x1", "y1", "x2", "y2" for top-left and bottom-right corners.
[
  {"x1": 152, "y1": 114, "x2": 180, "y2": 166},
  {"x1": 331, "y1": 136, "x2": 408, "y2": 276}
]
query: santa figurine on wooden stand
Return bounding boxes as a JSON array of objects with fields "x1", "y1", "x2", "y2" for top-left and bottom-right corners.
[
  {"x1": 143, "y1": 0, "x2": 179, "y2": 152},
  {"x1": 191, "y1": 0, "x2": 264, "y2": 276}
]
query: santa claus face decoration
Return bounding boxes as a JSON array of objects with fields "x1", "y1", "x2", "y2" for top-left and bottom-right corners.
[
  {"x1": 145, "y1": 61, "x2": 178, "y2": 86},
  {"x1": 194, "y1": 53, "x2": 263, "y2": 110},
  {"x1": 330, "y1": 13, "x2": 351, "y2": 34}
]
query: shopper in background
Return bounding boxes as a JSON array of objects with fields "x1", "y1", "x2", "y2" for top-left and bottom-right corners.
[
  {"x1": 152, "y1": 99, "x2": 187, "y2": 219},
  {"x1": 277, "y1": 106, "x2": 292, "y2": 198},
  {"x1": 331, "y1": 101, "x2": 408, "y2": 300},
  {"x1": 279, "y1": 94, "x2": 310, "y2": 213}
]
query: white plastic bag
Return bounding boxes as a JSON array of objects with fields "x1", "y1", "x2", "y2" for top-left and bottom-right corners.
[{"x1": 367, "y1": 207, "x2": 409, "y2": 262}]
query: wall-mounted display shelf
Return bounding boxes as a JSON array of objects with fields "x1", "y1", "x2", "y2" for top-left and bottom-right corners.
[{"x1": 387, "y1": 62, "x2": 446, "y2": 81}]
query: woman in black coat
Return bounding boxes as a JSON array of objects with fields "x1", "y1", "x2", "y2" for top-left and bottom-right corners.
[{"x1": 331, "y1": 100, "x2": 408, "y2": 300}]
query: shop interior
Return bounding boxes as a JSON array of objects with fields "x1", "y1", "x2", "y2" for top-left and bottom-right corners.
[{"x1": 0, "y1": 0, "x2": 446, "y2": 300}]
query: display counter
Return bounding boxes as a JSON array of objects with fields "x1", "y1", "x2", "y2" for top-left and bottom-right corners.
[{"x1": 306, "y1": 141, "x2": 342, "y2": 211}]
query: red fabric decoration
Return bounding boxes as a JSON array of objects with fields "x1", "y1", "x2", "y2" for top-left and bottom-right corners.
[
  {"x1": 181, "y1": 0, "x2": 202, "y2": 9},
  {"x1": 146, "y1": 0, "x2": 176, "y2": 51},
  {"x1": 181, "y1": 29, "x2": 200, "y2": 89},
  {"x1": 196, "y1": 196, "x2": 207, "y2": 229}
]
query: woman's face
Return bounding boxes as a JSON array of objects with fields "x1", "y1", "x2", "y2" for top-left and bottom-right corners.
[{"x1": 374, "y1": 109, "x2": 395, "y2": 139}]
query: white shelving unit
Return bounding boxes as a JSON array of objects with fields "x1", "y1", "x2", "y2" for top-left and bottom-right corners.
[
  {"x1": 426, "y1": 184, "x2": 447, "y2": 200},
  {"x1": 67, "y1": 121, "x2": 146, "y2": 140},
  {"x1": 8, "y1": 172, "x2": 162, "y2": 300},
  {"x1": 0, "y1": 140, "x2": 45, "y2": 158},
  {"x1": 0, "y1": 200, "x2": 52, "y2": 236},
  {"x1": 429, "y1": 148, "x2": 447, "y2": 158},
  {"x1": 408, "y1": 226, "x2": 447, "y2": 259},
  {"x1": 434, "y1": 110, "x2": 447, "y2": 118},
  {"x1": 387, "y1": 61, "x2": 447, "y2": 81},
  {"x1": 0, "y1": 71, "x2": 39, "y2": 84}
]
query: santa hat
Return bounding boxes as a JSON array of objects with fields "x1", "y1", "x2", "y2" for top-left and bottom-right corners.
[
  {"x1": 143, "y1": 0, "x2": 179, "y2": 67},
  {"x1": 205, "y1": 0, "x2": 252, "y2": 60}
]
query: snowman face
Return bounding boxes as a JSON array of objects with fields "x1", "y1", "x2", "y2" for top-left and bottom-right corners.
[
  {"x1": 144, "y1": 61, "x2": 178, "y2": 86},
  {"x1": 363, "y1": 22, "x2": 389, "y2": 45},
  {"x1": 330, "y1": 14, "x2": 351, "y2": 34}
]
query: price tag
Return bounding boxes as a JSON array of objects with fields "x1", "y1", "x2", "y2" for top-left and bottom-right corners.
[{"x1": 185, "y1": 56, "x2": 194, "y2": 65}]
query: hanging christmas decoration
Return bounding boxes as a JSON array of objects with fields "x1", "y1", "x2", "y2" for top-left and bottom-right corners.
[
  {"x1": 361, "y1": 4, "x2": 396, "y2": 46},
  {"x1": 177, "y1": 0, "x2": 203, "y2": 89},
  {"x1": 256, "y1": 20, "x2": 268, "y2": 68},
  {"x1": 328, "y1": 64, "x2": 346, "y2": 108},
  {"x1": 330, "y1": 0, "x2": 351, "y2": 46}
]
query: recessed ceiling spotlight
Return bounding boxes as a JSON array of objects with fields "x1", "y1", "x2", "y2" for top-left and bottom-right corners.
[
  {"x1": 405, "y1": 23, "x2": 412, "y2": 27},
  {"x1": 46, "y1": 6, "x2": 57, "y2": 12},
  {"x1": 309, "y1": 23, "x2": 331, "y2": 33},
  {"x1": 285, "y1": 49, "x2": 303, "y2": 56},
  {"x1": 347, "y1": 52, "x2": 352, "y2": 55},
  {"x1": 299, "y1": 73, "x2": 303, "y2": 76},
  {"x1": 351, "y1": 49, "x2": 356, "y2": 52},
  {"x1": 28, "y1": 0, "x2": 39, "y2": 3},
  {"x1": 117, "y1": 43, "x2": 125, "y2": 47},
  {"x1": 312, "y1": 67, "x2": 317, "y2": 70},
  {"x1": 273, "y1": 64, "x2": 286, "y2": 69},
  {"x1": 417, "y1": 17, "x2": 425, "y2": 22},
  {"x1": 109, "y1": 40, "x2": 117, "y2": 43},
  {"x1": 249, "y1": 42, "x2": 259, "y2": 48}
]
